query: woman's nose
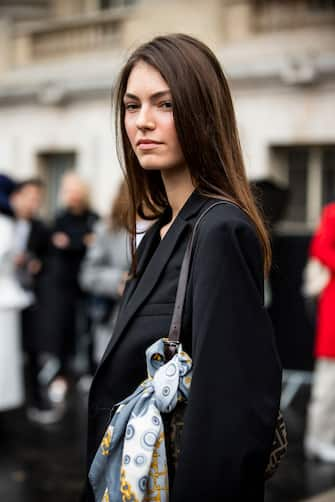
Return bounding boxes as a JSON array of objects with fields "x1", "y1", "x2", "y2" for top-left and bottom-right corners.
[{"x1": 136, "y1": 105, "x2": 155, "y2": 130}]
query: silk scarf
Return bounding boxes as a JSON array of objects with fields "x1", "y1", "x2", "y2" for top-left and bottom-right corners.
[{"x1": 89, "y1": 338, "x2": 192, "y2": 502}]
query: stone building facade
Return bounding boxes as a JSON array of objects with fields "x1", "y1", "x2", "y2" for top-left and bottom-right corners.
[{"x1": 0, "y1": 0, "x2": 334, "y2": 226}]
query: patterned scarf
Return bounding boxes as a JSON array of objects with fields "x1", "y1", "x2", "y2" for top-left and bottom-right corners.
[{"x1": 89, "y1": 339, "x2": 192, "y2": 502}]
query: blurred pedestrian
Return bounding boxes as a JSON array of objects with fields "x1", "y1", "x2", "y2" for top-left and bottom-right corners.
[
  {"x1": 79, "y1": 180, "x2": 131, "y2": 383},
  {"x1": 9, "y1": 178, "x2": 59, "y2": 423},
  {"x1": 0, "y1": 174, "x2": 31, "y2": 412},
  {"x1": 40, "y1": 172, "x2": 98, "y2": 409},
  {"x1": 10, "y1": 178, "x2": 49, "y2": 303},
  {"x1": 85, "y1": 34, "x2": 282, "y2": 502},
  {"x1": 305, "y1": 203, "x2": 335, "y2": 462}
]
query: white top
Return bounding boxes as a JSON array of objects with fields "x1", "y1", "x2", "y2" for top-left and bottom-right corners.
[
  {"x1": 0, "y1": 214, "x2": 33, "y2": 309},
  {"x1": 13, "y1": 219, "x2": 31, "y2": 255},
  {"x1": 136, "y1": 219, "x2": 153, "y2": 248}
]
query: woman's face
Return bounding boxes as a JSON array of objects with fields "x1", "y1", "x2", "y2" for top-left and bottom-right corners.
[{"x1": 124, "y1": 61, "x2": 186, "y2": 173}]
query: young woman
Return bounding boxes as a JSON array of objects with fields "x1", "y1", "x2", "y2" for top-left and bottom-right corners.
[{"x1": 85, "y1": 34, "x2": 282, "y2": 501}]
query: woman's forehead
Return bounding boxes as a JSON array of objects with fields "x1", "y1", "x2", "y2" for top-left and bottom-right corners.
[{"x1": 126, "y1": 61, "x2": 169, "y2": 96}]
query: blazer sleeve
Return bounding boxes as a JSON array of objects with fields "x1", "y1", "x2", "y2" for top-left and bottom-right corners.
[
  {"x1": 310, "y1": 204, "x2": 335, "y2": 271},
  {"x1": 172, "y1": 213, "x2": 282, "y2": 501}
]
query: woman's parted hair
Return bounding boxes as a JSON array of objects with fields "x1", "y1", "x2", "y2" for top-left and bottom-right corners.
[{"x1": 114, "y1": 33, "x2": 271, "y2": 274}]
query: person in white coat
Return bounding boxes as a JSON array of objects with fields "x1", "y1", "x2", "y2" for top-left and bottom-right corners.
[{"x1": 0, "y1": 174, "x2": 32, "y2": 412}]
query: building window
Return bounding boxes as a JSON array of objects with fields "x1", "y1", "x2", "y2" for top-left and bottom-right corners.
[
  {"x1": 99, "y1": 0, "x2": 137, "y2": 8},
  {"x1": 271, "y1": 146, "x2": 335, "y2": 231},
  {"x1": 254, "y1": 0, "x2": 335, "y2": 9},
  {"x1": 253, "y1": 0, "x2": 335, "y2": 31},
  {"x1": 322, "y1": 147, "x2": 335, "y2": 205},
  {"x1": 38, "y1": 152, "x2": 76, "y2": 218},
  {"x1": 285, "y1": 148, "x2": 309, "y2": 223},
  {"x1": 307, "y1": 0, "x2": 335, "y2": 10}
]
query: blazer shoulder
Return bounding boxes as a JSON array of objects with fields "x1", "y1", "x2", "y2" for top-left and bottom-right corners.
[
  {"x1": 195, "y1": 200, "x2": 263, "y2": 268},
  {"x1": 192, "y1": 201, "x2": 265, "y2": 298},
  {"x1": 198, "y1": 200, "x2": 257, "y2": 238}
]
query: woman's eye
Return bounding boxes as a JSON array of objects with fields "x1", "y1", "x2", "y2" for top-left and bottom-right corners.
[
  {"x1": 159, "y1": 101, "x2": 173, "y2": 110},
  {"x1": 125, "y1": 103, "x2": 139, "y2": 111}
]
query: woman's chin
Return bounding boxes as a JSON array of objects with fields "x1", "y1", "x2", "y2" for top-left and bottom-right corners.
[{"x1": 139, "y1": 162, "x2": 162, "y2": 171}]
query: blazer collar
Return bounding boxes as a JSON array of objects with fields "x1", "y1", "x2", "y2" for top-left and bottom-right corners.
[{"x1": 97, "y1": 189, "x2": 209, "y2": 369}]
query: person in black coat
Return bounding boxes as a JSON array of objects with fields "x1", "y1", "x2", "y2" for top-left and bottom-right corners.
[
  {"x1": 85, "y1": 34, "x2": 282, "y2": 501},
  {"x1": 39, "y1": 172, "x2": 99, "y2": 405}
]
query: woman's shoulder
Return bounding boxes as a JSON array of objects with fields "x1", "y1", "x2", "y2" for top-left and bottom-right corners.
[
  {"x1": 193, "y1": 197, "x2": 263, "y2": 264},
  {"x1": 198, "y1": 198, "x2": 256, "y2": 238},
  {"x1": 194, "y1": 198, "x2": 264, "y2": 276}
]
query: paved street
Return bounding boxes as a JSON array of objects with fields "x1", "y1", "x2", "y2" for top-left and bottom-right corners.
[
  {"x1": 0, "y1": 388, "x2": 86, "y2": 502},
  {"x1": 1, "y1": 382, "x2": 335, "y2": 502}
]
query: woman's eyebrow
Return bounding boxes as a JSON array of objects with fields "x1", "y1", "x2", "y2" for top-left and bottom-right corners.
[{"x1": 124, "y1": 90, "x2": 171, "y2": 101}]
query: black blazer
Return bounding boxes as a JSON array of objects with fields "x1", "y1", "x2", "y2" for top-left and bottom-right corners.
[{"x1": 85, "y1": 191, "x2": 282, "y2": 501}]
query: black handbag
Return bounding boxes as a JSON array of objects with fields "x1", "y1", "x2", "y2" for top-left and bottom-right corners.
[{"x1": 162, "y1": 201, "x2": 288, "y2": 480}]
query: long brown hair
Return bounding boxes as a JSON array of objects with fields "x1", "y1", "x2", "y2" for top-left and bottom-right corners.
[
  {"x1": 114, "y1": 33, "x2": 271, "y2": 274},
  {"x1": 108, "y1": 180, "x2": 129, "y2": 232}
]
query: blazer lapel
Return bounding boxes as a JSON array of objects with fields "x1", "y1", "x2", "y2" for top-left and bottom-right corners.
[
  {"x1": 117, "y1": 218, "x2": 161, "y2": 320},
  {"x1": 98, "y1": 190, "x2": 209, "y2": 368}
]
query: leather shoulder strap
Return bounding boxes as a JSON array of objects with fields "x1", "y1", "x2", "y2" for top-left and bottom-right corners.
[{"x1": 164, "y1": 200, "x2": 236, "y2": 359}]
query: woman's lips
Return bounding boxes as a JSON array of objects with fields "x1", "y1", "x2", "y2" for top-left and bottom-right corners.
[{"x1": 137, "y1": 142, "x2": 162, "y2": 150}]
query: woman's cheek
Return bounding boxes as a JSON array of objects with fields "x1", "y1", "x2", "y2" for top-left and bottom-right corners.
[
  {"x1": 125, "y1": 121, "x2": 136, "y2": 147},
  {"x1": 164, "y1": 115, "x2": 177, "y2": 136}
]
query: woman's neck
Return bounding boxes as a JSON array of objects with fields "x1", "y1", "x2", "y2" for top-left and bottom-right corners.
[{"x1": 161, "y1": 166, "x2": 195, "y2": 221}]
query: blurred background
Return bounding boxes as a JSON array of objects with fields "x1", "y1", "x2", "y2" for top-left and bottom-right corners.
[{"x1": 0, "y1": 1, "x2": 334, "y2": 501}]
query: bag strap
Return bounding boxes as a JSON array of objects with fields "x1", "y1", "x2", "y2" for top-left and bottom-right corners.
[{"x1": 164, "y1": 200, "x2": 233, "y2": 360}]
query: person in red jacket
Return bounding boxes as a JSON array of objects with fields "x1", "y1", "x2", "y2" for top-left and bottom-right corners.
[{"x1": 305, "y1": 203, "x2": 335, "y2": 461}]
